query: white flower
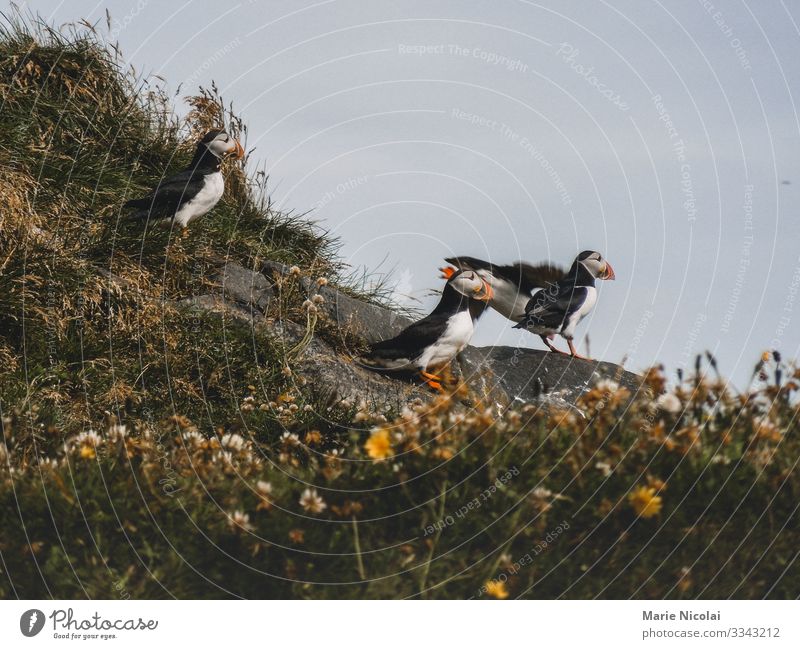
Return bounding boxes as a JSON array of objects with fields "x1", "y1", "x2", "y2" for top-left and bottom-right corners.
[
  {"x1": 531, "y1": 486, "x2": 553, "y2": 500},
  {"x1": 281, "y1": 432, "x2": 300, "y2": 446},
  {"x1": 656, "y1": 392, "x2": 682, "y2": 414},
  {"x1": 182, "y1": 430, "x2": 204, "y2": 446},
  {"x1": 595, "y1": 379, "x2": 620, "y2": 393},
  {"x1": 299, "y1": 488, "x2": 327, "y2": 514},
  {"x1": 256, "y1": 480, "x2": 273, "y2": 496},
  {"x1": 221, "y1": 433, "x2": 246, "y2": 452},
  {"x1": 76, "y1": 430, "x2": 102, "y2": 444},
  {"x1": 595, "y1": 461, "x2": 612, "y2": 477},
  {"x1": 107, "y1": 424, "x2": 128, "y2": 440},
  {"x1": 228, "y1": 510, "x2": 254, "y2": 532}
]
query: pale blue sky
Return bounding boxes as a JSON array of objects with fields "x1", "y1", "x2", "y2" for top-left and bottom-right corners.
[{"x1": 24, "y1": 0, "x2": 800, "y2": 385}]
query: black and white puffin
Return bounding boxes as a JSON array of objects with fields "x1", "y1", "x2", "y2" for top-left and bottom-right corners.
[
  {"x1": 441, "y1": 256, "x2": 565, "y2": 322},
  {"x1": 514, "y1": 250, "x2": 615, "y2": 358},
  {"x1": 124, "y1": 129, "x2": 244, "y2": 230},
  {"x1": 359, "y1": 270, "x2": 492, "y2": 391}
]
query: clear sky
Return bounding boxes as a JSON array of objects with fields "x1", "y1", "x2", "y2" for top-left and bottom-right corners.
[{"x1": 24, "y1": 0, "x2": 800, "y2": 386}]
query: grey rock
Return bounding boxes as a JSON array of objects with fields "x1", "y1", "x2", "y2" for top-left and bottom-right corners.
[
  {"x1": 185, "y1": 259, "x2": 642, "y2": 412},
  {"x1": 213, "y1": 263, "x2": 273, "y2": 313}
]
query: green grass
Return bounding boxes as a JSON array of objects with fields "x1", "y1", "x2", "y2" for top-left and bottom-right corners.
[{"x1": 1, "y1": 13, "x2": 798, "y2": 599}]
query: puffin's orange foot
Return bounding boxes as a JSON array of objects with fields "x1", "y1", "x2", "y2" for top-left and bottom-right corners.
[
  {"x1": 420, "y1": 370, "x2": 444, "y2": 392},
  {"x1": 567, "y1": 340, "x2": 588, "y2": 359},
  {"x1": 541, "y1": 335, "x2": 568, "y2": 354}
]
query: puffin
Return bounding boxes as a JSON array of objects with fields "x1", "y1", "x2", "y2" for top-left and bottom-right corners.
[
  {"x1": 441, "y1": 256, "x2": 565, "y2": 322},
  {"x1": 359, "y1": 269, "x2": 493, "y2": 391},
  {"x1": 124, "y1": 129, "x2": 244, "y2": 231},
  {"x1": 514, "y1": 250, "x2": 615, "y2": 358}
]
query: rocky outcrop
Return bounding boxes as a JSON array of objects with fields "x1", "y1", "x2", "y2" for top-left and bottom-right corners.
[{"x1": 183, "y1": 260, "x2": 642, "y2": 412}]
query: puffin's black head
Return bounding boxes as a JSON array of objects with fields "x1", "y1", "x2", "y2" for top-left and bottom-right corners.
[
  {"x1": 440, "y1": 267, "x2": 494, "y2": 301},
  {"x1": 575, "y1": 250, "x2": 615, "y2": 280},
  {"x1": 198, "y1": 129, "x2": 244, "y2": 159}
]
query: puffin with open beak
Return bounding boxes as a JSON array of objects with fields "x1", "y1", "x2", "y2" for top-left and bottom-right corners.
[
  {"x1": 514, "y1": 250, "x2": 615, "y2": 358},
  {"x1": 440, "y1": 256, "x2": 566, "y2": 323},
  {"x1": 359, "y1": 269, "x2": 492, "y2": 391},
  {"x1": 124, "y1": 129, "x2": 245, "y2": 231}
]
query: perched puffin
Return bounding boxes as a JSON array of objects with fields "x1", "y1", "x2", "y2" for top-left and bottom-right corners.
[
  {"x1": 441, "y1": 256, "x2": 565, "y2": 322},
  {"x1": 124, "y1": 129, "x2": 244, "y2": 230},
  {"x1": 360, "y1": 270, "x2": 492, "y2": 391},
  {"x1": 514, "y1": 250, "x2": 615, "y2": 358}
]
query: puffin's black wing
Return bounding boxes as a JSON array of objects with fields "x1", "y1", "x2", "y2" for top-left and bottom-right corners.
[
  {"x1": 509, "y1": 262, "x2": 566, "y2": 290},
  {"x1": 516, "y1": 283, "x2": 587, "y2": 330},
  {"x1": 124, "y1": 169, "x2": 203, "y2": 217},
  {"x1": 444, "y1": 256, "x2": 494, "y2": 273},
  {"x1": 367, "y1": 311, "x2": 453, "y2": 361}
]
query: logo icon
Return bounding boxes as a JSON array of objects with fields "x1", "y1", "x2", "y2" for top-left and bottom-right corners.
[{"x1": 20, "y1": 609, "x2": 45, "y2": 637}]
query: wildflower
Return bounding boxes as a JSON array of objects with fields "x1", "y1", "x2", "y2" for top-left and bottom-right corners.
[
  {"x1": 75, "y1": 431, "x2": 102, "y2": 460},
  {"x1": 221, "y1": 433, "x2": 246, "y2": 451},
  {"x1": 299, "y1": 488, "x2": 327, "y2": 514},
  {"x1": 256, "y1": 480, "x2": 273, "y2": 496},
  {"x1": 595, "y1": 378, "x2": 620, "y2": 393},
  {"x1": 288, "y1": 529, "x2": 305, "y2": 544},
  {"x1": 484, "y1": 579, "x2": 509, "y2": 599},
  {"x1": 364, "y1": 428, "x2": 393, "y2": 460},
  {"x1": 281, "y1": 432, "x2": 301, "y2": 446},
  {"x1": 228, "y1": 510, "x2": 254, "y2": 532},
  {"x1": 312, "y1": 294, "x2": 325, "y2": 304},
  {"x1": 316, "y1": 277, "x2": 328, "y2": 286},
  {"x1": 304, "y1": 430, "x2": 322, "y2": 445},
  {"x1": 595, "y1": 461, "x2": 612, "y2": 477},
  {"x1": 628, "y1": 485, "x2": 662, "y2": 518},
  {"x1": 107, "y1": 424, "x2": 128, "y2": 440},
  {"x1": 656, "y1": 392, "x2": 682, "y2": 414},
  {"x1": 289, "y1": 265, "x2": 301, "y2": 276},
  {"x1": 182, "y1": 430, "x2": 204, "y2": 446}
]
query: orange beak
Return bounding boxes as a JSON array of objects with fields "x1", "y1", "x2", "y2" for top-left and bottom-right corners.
[
  {"x1": 474, "y1": 279, "x2": 494, "y2": 301},
  {"x1": 439, "y1": 266, "x2": 456, "y2": 280},
  {"x1": 232, "y1": 140, "x2": 245, "y2": 159},
  {"x1": 602, "y1": 262, "x2": 616, "y2": 280}
]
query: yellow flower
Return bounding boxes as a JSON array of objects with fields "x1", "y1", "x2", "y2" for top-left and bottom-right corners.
[
  {"x1": 628, "y1": 485, "x2": 662, "y2": 518},
  {"x1": 484, "y1": 579, "x2": 509, "y2": 599},
  {"x1": 79, "y1": 445, "x2": 96, "y2": 460},
  {"x1": 364, "y1": 428, "x2": 393, "y2": 460}
]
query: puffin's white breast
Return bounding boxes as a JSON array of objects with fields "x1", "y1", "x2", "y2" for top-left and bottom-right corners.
[{"x1": 174, "y1": 172, "x2": 224, "y2": 226}]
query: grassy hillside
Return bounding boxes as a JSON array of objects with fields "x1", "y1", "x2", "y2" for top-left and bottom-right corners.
[{"x1": 1, "y1": 16, "x2": 798, "y2": 599}]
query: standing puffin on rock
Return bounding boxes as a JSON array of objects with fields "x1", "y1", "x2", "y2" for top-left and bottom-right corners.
[
  {"x1": 124, "y1": 129, "x2": 244, "y2": 232},
  {"x1": 514, "y1": 250, "x2": 615, "y2": 358},
  {"x1": 359, "y1": 269, "x2": 493, "y2": 391},
  {"x1": 440, "y1": 256, "x2": 565, "y2": 322}
]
